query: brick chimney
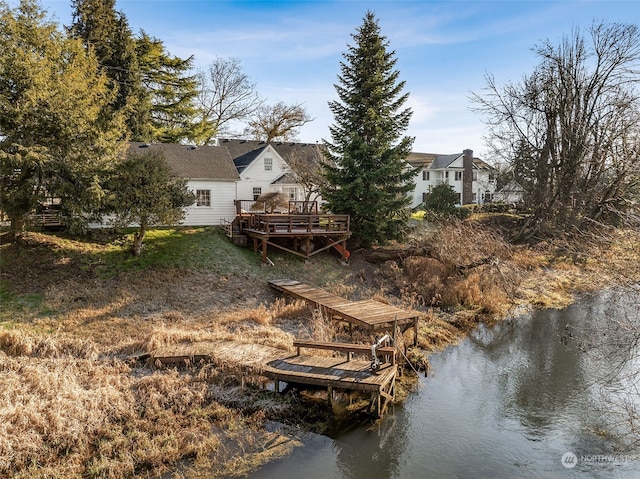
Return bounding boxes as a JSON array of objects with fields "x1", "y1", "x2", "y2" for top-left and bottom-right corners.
[{"x1": 462, "y1": 149, "x2": 473, "y2": 204}]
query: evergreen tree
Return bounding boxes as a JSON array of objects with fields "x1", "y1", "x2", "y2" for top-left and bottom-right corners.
[
  {"x1": 136, "y1": 32, "x2": 200, "y2": 143},
  {"x1": 423, "y1": 183, "x2": 458, "y2": 217},
  {"x1": 322, "y1": 11, "x2": 416, "y2": 247},
  {"x1": 70, "y1": 1, "x2": 200, "y2": 143},
  {"x1": 105, "y1": 151, "x2": 195, "y2": 255},
  {"x1": 0, "y1": 0, "x2": 123, "y2": 238},
  {"x1": 69, "y1": 0, "x2": 146, "y2": 139}
]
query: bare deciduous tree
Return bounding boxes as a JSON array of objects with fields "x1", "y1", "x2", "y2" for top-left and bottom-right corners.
[
  {"x1": 472, "y1": 22, "x2": 640, "y2": 238},
  {"x1": 244, "y1": 101, "x2": 313, "y2": 143},
  {"x1": 285, "y1": 146, "x2": 327, "y2": 210},
  {"x1": 250, "y1": 191, "x2": 289, "y2": 213},
  {"x1": 194, "y1": 57, "x2": 262, "y2": 144}
]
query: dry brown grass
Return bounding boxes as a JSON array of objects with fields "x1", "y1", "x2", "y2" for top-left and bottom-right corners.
[
  {"x1": 0, "y1": 329, "x2": 300, "y2": 479},
  {"x1": 2, "y1": 225, "x2": 639, "y2": 478}
]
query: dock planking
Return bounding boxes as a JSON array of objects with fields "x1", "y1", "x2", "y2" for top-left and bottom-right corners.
[
  {"x1": 268, "y1": 279, "x2": 419, "y2": 337},
  {"x1": 263, "y1": 355, "x2": 396, "y2": 392}
]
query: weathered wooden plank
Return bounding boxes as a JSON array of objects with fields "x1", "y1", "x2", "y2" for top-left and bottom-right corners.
[
  {"x1": 263, "y1": 356, "x2": 396, "y2": 392},
  {"x1": 268, "y1": 279, "x2": 419, "y2": 336},
  {"x1": 293, "y1": 339, "x2": 395, "y2": 357}
]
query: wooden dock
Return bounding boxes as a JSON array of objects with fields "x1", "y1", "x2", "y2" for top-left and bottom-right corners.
[
  {"x1": 263, "y1": 340, "x2": 397, "y2": 417},
  {"x1": 148, "y1": 339, "x2": 398, "y2": 418},
  {"x1": 269, "y1": 279, "x2": 419, "y2": 340}
]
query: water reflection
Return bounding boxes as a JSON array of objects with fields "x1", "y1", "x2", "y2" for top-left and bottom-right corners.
[{"x1": 248, "y1": 292, "x2": 640, "y2": 479}]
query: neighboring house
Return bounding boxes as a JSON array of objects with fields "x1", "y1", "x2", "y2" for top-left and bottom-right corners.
[
  {"x1": 128, "y1": 142, "x2": 240, "y2": 226},
  {"x1": 493, "y1": 180, "x2": 525, "y2": 204},
  {"x1": 407, "y1": 149, "x2": 496, "y2": 208}
]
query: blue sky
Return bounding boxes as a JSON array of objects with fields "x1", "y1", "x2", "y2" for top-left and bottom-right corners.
[{"x1": 35, "y1": 0, "x2": 640, "y2": 158}]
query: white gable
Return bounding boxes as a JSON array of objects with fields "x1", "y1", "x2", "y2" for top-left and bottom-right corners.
[
  {"x1": 447, "y1": 156, "x2": 465, "y2": 169},
  {"x1": 236, "y1": 145, "x2": 291, "y2": 200}
]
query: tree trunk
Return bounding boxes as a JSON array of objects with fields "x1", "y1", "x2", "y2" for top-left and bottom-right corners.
[
  {"x1": 9, "y1": 214, "x2": 27, "y2": 241},
  {"x1": 132, "y1": 223, "x2": 147, "y2": 256}
]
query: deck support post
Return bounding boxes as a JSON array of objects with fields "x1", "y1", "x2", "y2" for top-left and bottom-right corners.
[
  {"x1": 327, "y1": 386, "x2": 333, "y2": 407},
  {"x1": 274, "y1": 378, "x2": 280, "y2": 393},
  {"x1": 261, "y1": 238, "x2": 268, "y2": 262}
]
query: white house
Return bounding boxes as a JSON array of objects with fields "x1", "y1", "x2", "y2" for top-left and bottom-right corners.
[
  {"x1": 407, "y1": 149, "x2": 496, "y2": 208},
  {"x1": 128, "y1": 142, "x2": 240, "y2": 226},
  {"x1": 127, "y1": 141, "x2": 497, "y2": 227},
  {"x1": 227, "y1": 142, "x2": 293, "y2": 202},
  {"x1": 128, "y1": 140, "x2": 325, "y2": 226},
  {"x1": 221, "y1": 139, "x2": 324, "y2": 204},
  {"x1": 493, "y1": 180, "x2": 525, "y2": 204}
]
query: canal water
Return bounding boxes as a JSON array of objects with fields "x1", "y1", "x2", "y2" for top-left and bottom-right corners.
[{"x1": 248, "y1": 290, "x2": 640, "y2": 478}]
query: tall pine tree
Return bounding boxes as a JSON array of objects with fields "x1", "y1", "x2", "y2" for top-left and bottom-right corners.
[
  {"x1": 0, "y1": 0, "x2": 123, "y2": 237},
  {"x1": 69, "y1": 0, "x2": 146, "y2": 139},
  {"x1": 322, "y1": 11, "x2": 416, "y2": 247},
  {"x1": 70, "y1": 0, "x2": 200, "y2": 143},
  {"x1": 136, "y1": 32, "x2": 200, "y2": 143}
]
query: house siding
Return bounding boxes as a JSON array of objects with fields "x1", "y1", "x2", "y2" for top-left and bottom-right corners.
[
  {"x1": 183, "y1": 180, "x2": 237, "y2": 226},
  {"x1": 236, "y1": 146, "x2": 291, "y2": 200},
  {"x1": 409, "y1": 153, "x2": 497, "y2": 208}
]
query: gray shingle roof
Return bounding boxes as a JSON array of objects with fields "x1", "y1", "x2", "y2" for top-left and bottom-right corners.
[
  {"x1": 218, "y1": 139, "x2": 325, "y2": 173},
  {"x1": 128, "y1": 142, "x2": 240, "y2": 180},
  {"x1": 407, "y1": 151, "x2": 495, "y2": 171},
  {"x1": 430, "y1": 153, "x2": 463, "y2": 169}
]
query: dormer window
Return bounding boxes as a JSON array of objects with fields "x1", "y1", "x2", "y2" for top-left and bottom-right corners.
[{"x1": 264, "y1": 157, "x2": 273, "y2": 171}]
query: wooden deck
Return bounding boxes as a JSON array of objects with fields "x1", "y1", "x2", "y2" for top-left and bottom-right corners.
[
  {"x1": 269, "y1": 279, "x2": 419, "y2": 339},
  {"x1": 243, "y1": 214, "x2": 351, "y2": 261},
  {"x1": 229, "y1": 201, "x2": 351, "y2": 261}
]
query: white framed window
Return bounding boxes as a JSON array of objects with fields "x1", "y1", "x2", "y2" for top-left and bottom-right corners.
[
  {"x1": 252, "y1": 187, "x2": 262, "y2": 201},
  {"x1": 422, "y1": 170, "x2": 430, "y2": 181},
  {"x1": 264, "y1": 157, "x2": 273, "y2": 171},
  {"x1": 455, "y1": 171, "x2": 463, "y2": 181},
  {"x1": 284, "y1": 187, "x2": 298, "y2": 201},
  {"x1": 195, "y1": 189, "x2": 211, "y2": 207}
]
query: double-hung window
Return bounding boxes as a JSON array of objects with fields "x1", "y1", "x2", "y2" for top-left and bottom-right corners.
[
  {"x1": 195, "y1": 189, "x2": 211, "y2": 207},
  {"x1": 264, "y1": 157, "x2": 273, "y2": 171}
]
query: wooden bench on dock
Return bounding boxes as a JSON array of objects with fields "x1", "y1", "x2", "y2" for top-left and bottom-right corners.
[{"x1": 293, "y1": 339, "x2": 396, "y2": 364}]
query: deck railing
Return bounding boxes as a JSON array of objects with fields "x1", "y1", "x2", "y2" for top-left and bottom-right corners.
[
  {"x1": 234, "y1": 199, "x2": 319, "y2": 215},
  {"x1": 252, "y1": 213, "x2": 349, "y2": 234}
]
